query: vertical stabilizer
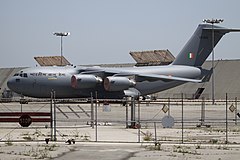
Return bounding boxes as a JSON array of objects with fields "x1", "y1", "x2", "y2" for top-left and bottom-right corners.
[{"x1": 172, "y1": 24, "x2": 239, "y2": 66}]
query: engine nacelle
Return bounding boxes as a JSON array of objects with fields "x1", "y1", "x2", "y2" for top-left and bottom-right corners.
[
  {"x1": 104, "y1": 76, "x2": 136, "y2": 91},
  {"x1": 71, "y1": 74, "x2": 102, "y2": 89}
]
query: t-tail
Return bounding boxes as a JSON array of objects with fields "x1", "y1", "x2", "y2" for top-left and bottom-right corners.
[{"x1": 172, "y1": 24, "x2": 240, "y2": 67}]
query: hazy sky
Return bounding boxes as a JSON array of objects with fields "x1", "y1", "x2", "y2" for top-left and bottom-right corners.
[{"x1": 1, "y1": 0, "x2": 240, "y2": 67}]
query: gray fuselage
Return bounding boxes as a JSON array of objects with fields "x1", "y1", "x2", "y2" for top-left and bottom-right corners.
[{"x1": 7, "y1": 65, "x2": 201, "y2": 99}]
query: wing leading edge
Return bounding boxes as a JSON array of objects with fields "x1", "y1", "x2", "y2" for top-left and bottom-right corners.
[{"x1": 135, "y1": 73, "x2": 202, "y2": 83}]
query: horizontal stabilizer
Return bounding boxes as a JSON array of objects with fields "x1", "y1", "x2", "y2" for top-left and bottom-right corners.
[{"x1": 204, "y1": 28, "x2": 240, "y2": 33}]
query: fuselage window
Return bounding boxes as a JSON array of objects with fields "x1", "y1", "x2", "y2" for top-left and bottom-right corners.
[{"x1": 23, "y1": 73, "x2": 28, "y2": 77}]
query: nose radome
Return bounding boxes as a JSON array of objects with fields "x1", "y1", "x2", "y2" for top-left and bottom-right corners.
[{"x1": 7, "y1": 78, "x2": 15, "y2": 91}]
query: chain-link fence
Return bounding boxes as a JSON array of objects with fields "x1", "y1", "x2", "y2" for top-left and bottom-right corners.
[{"x1": 0, "y1": 94, "x2": 240, "y2": 144}]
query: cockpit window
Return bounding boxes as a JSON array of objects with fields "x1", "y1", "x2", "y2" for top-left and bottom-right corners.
[{"x1": 13, "y1": 73, "x2": 28, "y2": 77}]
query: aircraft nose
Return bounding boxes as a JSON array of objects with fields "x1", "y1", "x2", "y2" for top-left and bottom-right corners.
[
  {"x1": 7, "y1": 77, "x2": 18, "y2": 91},
  {"x1": 7, "y1": 78, "x2": 14, "y2": 90}
]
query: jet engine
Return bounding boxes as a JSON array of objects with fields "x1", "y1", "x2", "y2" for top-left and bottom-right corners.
[
  {"x1": 71, "y1": 74, "x2": 102, "y2": 89},
  {"x1": 104, "y1": 77, "x2": 136, "y2": 91}
]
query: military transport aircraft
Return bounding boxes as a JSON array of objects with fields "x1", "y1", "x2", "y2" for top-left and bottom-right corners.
[{"x1": 7, "y1": 23, "x2": 240, "y2": 99}]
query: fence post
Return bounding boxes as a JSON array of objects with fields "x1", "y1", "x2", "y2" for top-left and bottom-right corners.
[
  {"x1": 138, "y1": 98, "x2": 140, "y2": 143},
  {"x1": 91, "y1": 93, "x2": 94, "y2": 129},
  {"x1": 125, "y1": 100, "x2": 128, "y2": 128},
  {"x1": 235, "y1": 97, "x2": 238, "y2": 125},
  {"x1": 200, "y1": 97, "x2": 205, "y2": 126},
  {"x1": 181, "y1": 93, "x2": 184, "y2": 143},
  {"x1": 50, "y1": 91, "x2": 53, "y2": 140},
  {"x1": 52, "y1": 90, "x2": 56, "y2": 141},
  {"x1": 225, "y1": 93, "x2": 228, "y2": 144},
  {"x1": 130, "y1": 96, "x2": 136, "y2": 127},
  {"x1": 95, "y1": 91, "x2": 98, "y2": 142},
  {"x1": 154, "y1": 122, "x2": 157, "y2": 144},
  {"x1": 168, "y1": 97, "x2": 170, "y2": 116}
]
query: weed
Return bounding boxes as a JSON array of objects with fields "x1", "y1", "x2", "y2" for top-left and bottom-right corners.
[
  {"x1": 173, "y1": 145, "x2": 189, "y2": 154},
  {"x1": 173, "y1": 145, "x2": 200, "y2": 155},
  {"x1": 5, "y1": 134, "x2": 13, "y2": 146},
  {"x1": 47, "y1": 144, "x2": 59, "y2": 151},
  {"x1": 80, "y1": 133, "x2": 91, "y2": 141},
  {"x1": 72, "y1": 129, "x2": 80, "y2": 139},
  {"x1": 22, "y1": 135, "x2": 32, "y2": 141},
  {"x1": 209, "y1": 139, "x2": 218, "y2": 144},
  {"x1": 217, "y1": 145, "x2": 229, "y2": 150},
  {"x1": 231, "y1": 128, "x2": 240, "y2": 132},
  {"x1": 33, "y1": 129, "x2": 45, "y2": 137},
  {"x1": 154, "y1": 142, "x2": 162, "y2": 151},
  {"x1": 145, "y1": 142, "x2": 162, "y2": 151},
  {"x1": 195, "y1": 143, "x2": 201, "y2": 149},
  {"x1": 142, "y1": 131, "x2": 153, "y2": 141},
  {"x1": 38, "y1": 148, "x2": 49, "y2": 159}
]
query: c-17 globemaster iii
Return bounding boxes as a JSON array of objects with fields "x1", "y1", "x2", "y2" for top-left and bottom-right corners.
[{"x1": 7, "y1": 23, "x2": 240, "y2": 99}]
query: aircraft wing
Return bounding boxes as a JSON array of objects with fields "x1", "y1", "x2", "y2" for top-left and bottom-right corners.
[
  {"x1": 78, "y1": 67, "x2": 202, "y2": 83},
  {"x1": 135, "y1": 73, "x2": 202, "y2": 83}
]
